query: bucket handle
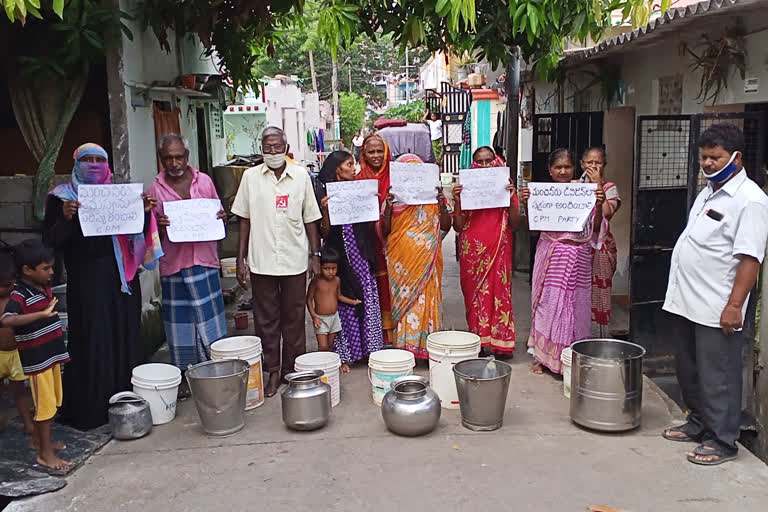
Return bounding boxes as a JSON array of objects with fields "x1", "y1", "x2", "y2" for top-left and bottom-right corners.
[{"x1": 430, "y1": 346, "x2": 483, "y2": 365}]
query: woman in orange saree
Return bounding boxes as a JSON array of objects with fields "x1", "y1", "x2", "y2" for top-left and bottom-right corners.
[
  {"x1": 378, "y1": 152, "x2": 452, "y2": 358},
  {"x1": 452, "y1": 147, "x2": 521, "y2": 355},
  {"x1": 357, "y1": 134, "x2": 395, "y2": 342}
]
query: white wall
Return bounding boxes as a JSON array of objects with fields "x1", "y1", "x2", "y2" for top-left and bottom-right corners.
[
  {"x1": 264, "y1": 79, "x2": 309, "y2": 160},
  {"x1": 119, "y1": 0, "x2": 218, "y2": 186}
]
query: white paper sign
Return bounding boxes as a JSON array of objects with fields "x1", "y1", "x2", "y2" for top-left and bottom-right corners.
[
  {"x1": 78, "y1": 183, "x2": 144, "y2": 237},
  {"x1": 326, "y1": 180, "x2": 379, "y2": 226},
  {"x1": 390, "y1": 162, "x2": 440, "y2": 205},
  {"x1": 527, "y1": 182, "x2": 597, "y2": 232},
  {"x1": 164, "y1": 198, "x2": 225, "y2": 242},
  {"x1": 458, "y1": 166, "x2": 511, "y2": 211}
]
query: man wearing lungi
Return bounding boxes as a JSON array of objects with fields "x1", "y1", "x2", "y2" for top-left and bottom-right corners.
[
  {"x1": 232, "y1": 127, "x2": 322, "y2": 398},
  {"x1": 149, "y1": 134, "x2": 228, "y2": 398}
]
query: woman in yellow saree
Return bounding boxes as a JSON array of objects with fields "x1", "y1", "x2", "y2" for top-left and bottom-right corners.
[{"x1": 382, "y1": 154, "x2": 452, "y2": 358}]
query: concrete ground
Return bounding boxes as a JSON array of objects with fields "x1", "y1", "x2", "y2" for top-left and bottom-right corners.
[{"x1": 10, "y1": 232, "x2": 768, "y2": 512}]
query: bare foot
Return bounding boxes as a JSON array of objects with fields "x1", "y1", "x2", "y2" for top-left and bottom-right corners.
[
  {"x1": 340, "y1": 363, "x2": 351, "y2": 374},
  {"x1": 529, "y1": 363, "x2": 545, "y2": 375},
  {"x1": 31, "y1": 439, "x2": 66, "y2": 451},
  {"x1": 37, "y1": 454, "x2": 71, "y2": 471}
]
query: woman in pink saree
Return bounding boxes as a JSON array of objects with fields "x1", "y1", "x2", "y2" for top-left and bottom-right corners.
[{"x1": 521, "y1": 149, "x2": 606, "y2": 374}]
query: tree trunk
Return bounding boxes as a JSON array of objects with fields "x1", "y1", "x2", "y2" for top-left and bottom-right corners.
[
  {"x1": 309, "y1": 50, "x2": 318, "y2": 93},
  {"x1": 332, "y1": 57, "x2": 339, "y2": 141}
]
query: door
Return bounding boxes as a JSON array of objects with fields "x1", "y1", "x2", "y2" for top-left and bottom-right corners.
[
  {"x1": 440, "y1": 82, "x2": 471, "y2": 174},
  {"x1": 630, "y1": 113, "x2": 765, "y2": 371}
]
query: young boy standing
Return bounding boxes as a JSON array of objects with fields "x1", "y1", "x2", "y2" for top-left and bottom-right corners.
[
  {"x1": 0, "y1": 249, "x2": 35, "y2": 436},
  {"x1": 1, "y1": 239, "x2": 70, "y2": 470},
  {"x1": 306, "y1": 248, "x2": 360, "y2": 372}
]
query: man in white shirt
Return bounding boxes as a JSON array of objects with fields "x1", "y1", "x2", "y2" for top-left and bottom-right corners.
[
  {"x1": 424, "y1": 111, "x2": 443, "y2": 163},
  {"x1": 232, "y1": 126, "x2": 322, "y2": 397},
  {"x1": 352, "y1": 131, "x2": 364, "y2": 162},
  {"x1": 662, "y1": 124, "x2": 768, "y2": 465}
]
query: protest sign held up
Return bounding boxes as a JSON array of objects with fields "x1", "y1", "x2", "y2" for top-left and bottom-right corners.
[
  {"x1": 458, "y1": 166, "x2": 511, "y2": 211},
  {"x1": 390, "y1": 162, "x2": 440, "y2": 205},
  {"x1": 527, "y1": 182, "x2": 597, "y2": 232},
  {"x1": 78, "y1": 183, "x2": 145, "y2": 237},
  {"x1": 326, "y1": 179, "x2": 379, "y2": 226},
  {"x1": 164, "y1": 198, "x2": 226, "y2": 243}
]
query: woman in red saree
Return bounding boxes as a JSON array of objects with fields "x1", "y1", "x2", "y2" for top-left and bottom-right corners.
[
  {"x1": 453, "y1": 147, "x2": 521, "y2": 355},
  {"x1": 357, "y1": 134, "x2": 395, "y2": 342}
]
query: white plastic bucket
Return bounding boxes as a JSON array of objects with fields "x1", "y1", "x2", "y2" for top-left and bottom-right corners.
[
  {"x1": 211, "y1": 336, "x2": 264, "y2": 410},
  {"x1": 220, "y1": 257, "x2": 237, "y2": 278},
  {"x1": 368, "y1": 349, "x2": 415, "y2": 406},
  {"x1": 561, "y1": 347, "x2": 572, "y2": 398},
  {"x1": 295, "y1": 351, "x2": 342, "y2": 407},
  {"x1": 427, "y1": 331, "x2": 481, "y2": 409},
  {"x1": 131, "y1": 363, "x2": 182, "y2": 425}
]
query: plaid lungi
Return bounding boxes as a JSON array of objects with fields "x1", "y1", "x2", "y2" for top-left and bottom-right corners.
[{"x1": 161, "y1": 265, "x2": 227, "y2": 370}]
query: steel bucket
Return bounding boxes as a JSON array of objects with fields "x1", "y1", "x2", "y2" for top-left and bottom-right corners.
[
  {"x1": 186, "y1": 359, "x2": 250, "y2": 437},
  {"x1": 452, "y1": 359, "x2": 513, "y2": 431},
  {"x1": 569, "y1": 339, "x2": 646, "y2": 432}
]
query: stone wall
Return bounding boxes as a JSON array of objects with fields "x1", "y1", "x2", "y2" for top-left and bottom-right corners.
[{"x1": 0, "y1": 175, "x2": 69, "y2": 245}]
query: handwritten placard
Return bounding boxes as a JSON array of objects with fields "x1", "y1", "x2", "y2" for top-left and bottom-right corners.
[
  {"x1": 164, "y1": 198, "x2": 225, "y2": 242},
  {"x1": 78, "y1": 183, "x2": 144, "y2": 237},
  {"x1": 326, "y1": 179, "x2": 379, "y2": 226},
  {"x1": 390, "y1": 162, "x2": 439, "y2": 205},
  {"x1": 458, "y1": 166, "x2": 510, "y2": 211},
  {"x1": 527, "y1": 182, "x2": 597, "y2": 232}
]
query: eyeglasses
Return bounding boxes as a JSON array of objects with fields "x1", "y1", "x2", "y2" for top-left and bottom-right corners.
[{"x1": 263, "y1": 144, "x2": 287, "y2": 154}]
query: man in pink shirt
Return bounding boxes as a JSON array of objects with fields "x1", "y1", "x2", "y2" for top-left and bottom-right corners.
[{"x1": 148, "y1": 134, "x2": 228, "y2": 398}]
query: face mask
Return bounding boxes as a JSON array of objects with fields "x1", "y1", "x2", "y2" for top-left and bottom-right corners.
[
  {"x1": 701, "y1": 152, "x2": 740, "y2": 183},
  {"x1": 263, "y1": 153, "x2": 287, "y2": 169},
  {"x1": 80, "y1": 162, "x2": 111, "y2": 184}
]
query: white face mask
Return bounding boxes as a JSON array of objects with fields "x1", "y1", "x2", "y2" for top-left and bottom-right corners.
[{"x1": 263, "y1": 152, "x2": 287, "y2": 170}]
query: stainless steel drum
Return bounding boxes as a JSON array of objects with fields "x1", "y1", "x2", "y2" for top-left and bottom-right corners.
[{"x1": 569, "y1": 339, "x2": 646, "y2": 432}]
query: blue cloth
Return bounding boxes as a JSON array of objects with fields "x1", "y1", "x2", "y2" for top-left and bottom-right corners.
[
  {"x1": 476, "y1": 100, "x2": 491, "y2": 148},
  {"x1": 161, "y1": 265, "x2": 227, "y2": 370}
]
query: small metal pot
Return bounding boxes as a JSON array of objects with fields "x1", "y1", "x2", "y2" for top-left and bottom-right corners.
[
  {"x1": 381, "y1": 375, "x2": 441, "y2": 436},
  {"x1": 281, "y1": 370, "x2": 331, "y2": 431},
  {"x1": 108, "y1": 392, "x2": 153, "y2": 440}
]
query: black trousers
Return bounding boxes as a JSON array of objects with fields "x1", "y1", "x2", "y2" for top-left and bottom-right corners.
[{"x1": 671, "y1": 313, "x2": 744, "y2": 451}]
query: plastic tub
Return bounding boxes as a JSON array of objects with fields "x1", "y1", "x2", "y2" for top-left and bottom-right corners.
[
  {"x1": 211, "y1": 336, "x2": 264, "y2": 410},
  {"x1": 131, "y1": 363, "x2": 182, "y2": 425},
  {"x1": 427, "y1": 331, "x2": 481, "y2": 409},
  {"x1": 368, "y1": 349, "x2": 415, "y2": 406},
  {"x1": 295, "y1": 351, "x2": 342, "y2": 407}
]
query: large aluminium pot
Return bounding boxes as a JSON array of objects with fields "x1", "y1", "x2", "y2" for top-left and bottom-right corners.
[
  {"x1": 569, "y1": 338, "x2": 646, "y2": 432},
  {"x1": 281, "y1": 370, "x2": 331, "y2": 431},
  {"x1": 381, "y1": 375, "x2": 441, "y2": 436}
]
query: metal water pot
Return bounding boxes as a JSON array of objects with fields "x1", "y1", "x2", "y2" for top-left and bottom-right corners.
[
  {"x1": 281, "y1": 370, "x2": 331, "y2": 431},
  {"x1": 381, "y1": 375, "x2": 441, "y2": 436},
  {"x1": 108, "y1": 392, "x2": 153, "y2": 440}
]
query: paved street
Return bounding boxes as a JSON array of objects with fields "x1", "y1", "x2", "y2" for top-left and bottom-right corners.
[{"x1": 10, "y1": 232, "x2": 768, "y2": 512}]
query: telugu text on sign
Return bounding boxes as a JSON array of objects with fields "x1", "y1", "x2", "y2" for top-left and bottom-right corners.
[
  {"x1": 78, "y1": 183, "x2": 145, "y2": 237},
  {"x1": 526, "y1": 182, "x2": 597, "y2": 232}
]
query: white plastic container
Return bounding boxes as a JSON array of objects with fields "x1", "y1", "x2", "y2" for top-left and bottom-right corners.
[
  {"x1": 427, "y1": 331, "x2": 481, "y2": 409},
  {"x1": 295, "y1": 351, "x2": 342, "y2": 407},
  {"x1": 131, "y1": 363, "x2": 182, "y2": 425},
  {"x1": 368, "y1": 349, "x2": 415, "y2": 406},
  {"x1": 220, "y1": 257, "x2": 237, "y2": 278},
  {"x1": 561, "y1": 347, "x2": 573, "y2": 398},
  {"x1": 211, "y1": 336, "x2": 264, "y2": 410}
]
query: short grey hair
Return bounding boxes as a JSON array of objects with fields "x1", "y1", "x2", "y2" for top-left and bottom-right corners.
[
  {"x1": 261, "y1": 126, "x2": 288, "y2": 144},
  {"x1": 157, "y1": 133, "x2": 190, "y2": 155}
]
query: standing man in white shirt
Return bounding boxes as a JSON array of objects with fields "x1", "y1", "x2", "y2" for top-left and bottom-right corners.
[
  {"x1": 232, "y1": 126, "x2": 323, "y2": 397},
  {"x1": 424, "y1": 111, "x2": 443, "y2": 164},
  {"x1": 352, "y1": 131, "x2": 364, "y2": 163},
  {"x1": 662, "y1": 123, "x2": 768, "y2": 465}
]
